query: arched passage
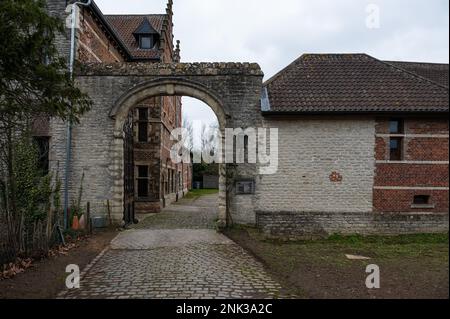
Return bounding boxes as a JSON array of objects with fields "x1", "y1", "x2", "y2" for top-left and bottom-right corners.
[{"x1": 109, "y1": 78, "x2": 228, "y2": 227}]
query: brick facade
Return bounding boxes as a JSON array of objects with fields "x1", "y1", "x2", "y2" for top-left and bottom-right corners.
[
  {"x1": 374, "y1": 117, "x2": 449, "y2": 214},
  {"x1": 45, "y1": 0, "x2": 191, "y2": 219},
  {"x1": 78, "y1": 7, "x2": 124, "y2": 63}
]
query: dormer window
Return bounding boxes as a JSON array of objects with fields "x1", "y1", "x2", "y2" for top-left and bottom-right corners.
[
  {"x1": 133, "y1": 18, "x2": 159, "y2": 50},
  {"x1": 139, "y1": 35, "x2": 153, "y2": 49}
]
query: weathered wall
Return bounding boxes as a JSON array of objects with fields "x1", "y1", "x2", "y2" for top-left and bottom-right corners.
[
  {"x1": 257, "y1": 117, "x2": 376, "y2": 213},
  {"x1": 46, "y1": 0, "x2": 70, "y2": 62},
  {"x1": 257, "y1": 211, "x2": 449, "y2": 240},
  {"x1": 255, "y1": 115, "x2": 448, "y2": 237},
  {"x1": 49, "y1": 63, "x2": 264, "y2": 224}
]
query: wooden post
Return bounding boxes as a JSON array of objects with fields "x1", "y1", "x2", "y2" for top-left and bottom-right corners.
[
  {"x1": 86, "y1": 202, "x2": 92, "y2": 235},
  {"x1": 107, "y1": 200, "x2": 112, "y2": 227}
]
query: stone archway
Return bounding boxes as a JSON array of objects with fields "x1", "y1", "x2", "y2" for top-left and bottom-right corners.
[
  {"x1": 56, "y1": 62, "x2": 264, "y2": 227},
  {"x1": 109, "y1": 78, "x2": 228, "y2": 227}
]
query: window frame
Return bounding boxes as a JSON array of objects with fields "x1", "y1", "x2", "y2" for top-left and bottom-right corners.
[
  {"x1": 388, "y1": 118, "x2": 405, "y2": 161},
  {"x1": 389, "y1": 136, "x2": 403, "y2": 161},
  {"x1": 139, "y1": 35, "x2": 153, "y2": 49},
  {"x1": 389, "y1": 119, "x2": 404, "y2": 134},
  {"x1": 137, "y1": 107, "x2": 149, "y2": 143},
  {"x1": 413, "y1": 195, "x2": 430, "y2": 205},
  {"x1": 137, "y1": 165, "x2": 150, "y2": 199}
]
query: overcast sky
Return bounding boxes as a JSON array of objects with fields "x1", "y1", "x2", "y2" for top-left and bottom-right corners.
[{"x1": 96, "y1": 0, "x2": 449, "y2": 127}]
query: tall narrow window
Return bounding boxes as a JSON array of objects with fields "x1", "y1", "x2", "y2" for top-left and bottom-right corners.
[
  {"x1": 389, "y1": 119, "x2": 404, "y2": 161},
  {"x1": 137, "y1": 165, "x2": 149, "y2": 198},
  {"x1": 138, "y1": 108, "x2": 149, "y2": 143},
  {"x1": 389, "y1": 137, "x2": 403, "y2": 161}
]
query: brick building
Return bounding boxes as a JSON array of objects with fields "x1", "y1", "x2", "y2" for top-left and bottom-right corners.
[
  {"x1": 258, "y1": 54, "x2": 449, "y2": 238},
  {"x1": 46, "y1": 0, "x2": 191, "y2": 219},
  {"x1": 43, "y1": 1, "x2": 448, "y2": 236}
]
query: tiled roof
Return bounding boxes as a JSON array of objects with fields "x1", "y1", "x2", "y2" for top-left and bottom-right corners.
[
  {"x1": 263, "y1": 54, "x2": 449, "y2": 114},
  {"x1": 104, "y1": 15, "x2": 166, "y2": 60},
  {"x1": 384, "y1": 61, "x2": 449, "y2": 88}
]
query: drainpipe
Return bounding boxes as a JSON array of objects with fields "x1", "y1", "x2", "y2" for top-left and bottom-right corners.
[{"x1": 64, "y1": 0, "x2": 92, "y2": 230}]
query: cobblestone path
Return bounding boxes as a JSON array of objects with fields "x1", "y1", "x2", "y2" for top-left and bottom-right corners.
[{"x1": 60, "y1": 194, "x2": 284, "y2": 299}]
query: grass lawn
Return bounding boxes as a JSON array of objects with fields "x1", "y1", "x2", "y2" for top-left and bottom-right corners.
[
  {"x1": 225, "y1": 227, "x2": 449, "y2": 299},
  {"x1": 184, "y1": 188, "x2": 219, "y2": 199}
]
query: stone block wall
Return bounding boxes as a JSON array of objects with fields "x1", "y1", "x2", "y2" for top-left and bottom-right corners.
[
  {"x1": 49, "y1": 62, "x2": 264, "y2": 224},
  {"x1": 257, "y1": 211, "x2": 449, "y2": 240},
  {"x1": 257, "y1": 116, "x2": 376, "y2": 214}
]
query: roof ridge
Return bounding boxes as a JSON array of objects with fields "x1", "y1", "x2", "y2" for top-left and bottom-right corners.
[
  {"x1": 263, "y1": 54, "x2": 307, "y2": 87},
  {"x1": 104, "y1": 14, "x2": 167, "y2": 17},
  {"x1": 384, "y1": 60, "x2": 449, "y2": 66},
  {"x1": 263, "y1": 53, "x2": 370, "y2": 87}
]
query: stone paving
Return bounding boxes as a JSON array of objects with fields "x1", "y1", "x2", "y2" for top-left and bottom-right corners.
[
  {"x1": 134, "y1": 194, "x2": 219, "y2": 230},
  {"x1": 60, "y1": 194, "x2": 284, "y2": 299}
]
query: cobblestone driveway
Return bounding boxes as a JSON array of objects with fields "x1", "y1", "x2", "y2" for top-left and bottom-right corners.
[{"x1": 60, "y1": 194, "x2": 283, "y2": 299}]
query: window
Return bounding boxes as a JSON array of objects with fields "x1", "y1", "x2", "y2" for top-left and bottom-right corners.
[
  {"x1": 389, "y1": 119, "x2": 404, "y2": 161},
  {"x1": 389, "y1": 119, "x2": 404, "y2": 134},
  {"x1": 33, "y1": 136, "x2": 50, "y2": 176},
  {"x1": 389, "y1": 137, "x2": 403, "y2": 161},
  {"x1": 139, "y1": 36, "x2": 153, "y2": 49},
  {"x1": 138, "y1": 108, "x2": 149, "y2": 143},
  {"x1": 413, "y1": 195, "x2": 430, "y2": 205},
  {"x1": 137, "y1": 166, "x2": 149, "y2": 198}
]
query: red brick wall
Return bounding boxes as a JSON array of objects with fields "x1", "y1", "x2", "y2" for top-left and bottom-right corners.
[
  {"x1": 77, "y1": 9, "x2": 124, "y2": 63},
  {"x1": 405, "y1": 138, "x2": 449, "y2": 161},
  {"x1": 373, "y1": 190, "x2": 449, "y2": 213},
  {"x1": 375, "y1": 164, "x2": 448, "y2": 187},
  {"x1": 374, "y1": 117, "x2": 449, "y2": 214}
]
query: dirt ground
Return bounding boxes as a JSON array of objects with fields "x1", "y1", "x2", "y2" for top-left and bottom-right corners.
[
  {"x1": 225, "y1": 227, "x2": 449, "y2": 299},
  {"x1": 0, "y1": 229, "x2": 117, "y2": 299}
]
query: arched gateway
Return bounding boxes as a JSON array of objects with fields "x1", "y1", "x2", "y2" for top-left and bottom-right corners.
[{"x1": 51, "y1": 62, "x2": 264, "y2": 227}]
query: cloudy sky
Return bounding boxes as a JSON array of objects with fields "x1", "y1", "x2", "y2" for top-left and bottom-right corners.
[{"x1": 96, "y1": 0, "x2": 449, "y2": 127}]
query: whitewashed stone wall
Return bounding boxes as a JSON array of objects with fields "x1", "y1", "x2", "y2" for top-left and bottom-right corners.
[{"x1": 257, "y1": 117, "x2": 376, "y2": 213}]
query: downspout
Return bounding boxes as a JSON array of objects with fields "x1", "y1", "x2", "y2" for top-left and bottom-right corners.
[{"x1": 64, "y1": 0, "x2": 92, "y2": 229}]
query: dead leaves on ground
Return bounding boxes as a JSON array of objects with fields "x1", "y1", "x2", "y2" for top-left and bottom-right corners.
[
  {"x1": 1, "y1": 235, "x2": 90, "y2": 281},
  {"x1": 1, "y1": 258, "x2": 33, "y2": 280}
]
